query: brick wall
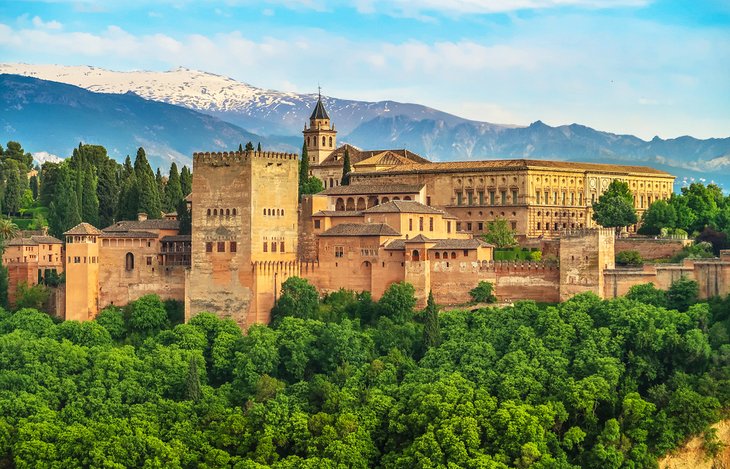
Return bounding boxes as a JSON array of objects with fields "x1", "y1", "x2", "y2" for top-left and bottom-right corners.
[{"x1": 615, "y1": 237, "x2": 691, "y2": 261}]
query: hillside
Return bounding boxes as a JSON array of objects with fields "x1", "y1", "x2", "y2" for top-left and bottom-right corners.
[
  {"x1": 0, "y1": 74, "x2": 298, "y2": 169},
  {"x1": 659, "y1": 419, "x2": 730, "y2": 468}
]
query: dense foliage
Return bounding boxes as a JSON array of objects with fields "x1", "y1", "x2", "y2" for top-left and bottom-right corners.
[
  {"x1": 592, "y1": 180, "x2": 638, "y2": 232},
  {"x1": 1, "y1": 279, "x2": 729, "y2": 468}
]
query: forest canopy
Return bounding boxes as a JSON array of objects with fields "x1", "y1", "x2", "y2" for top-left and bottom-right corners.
[{"x1": 1, "y1": 278, "x2": 729, "y2": 468}]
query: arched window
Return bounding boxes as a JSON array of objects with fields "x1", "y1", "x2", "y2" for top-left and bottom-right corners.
[
  {"x1": 412, "y1": 250, "x2": 420, "y2": 261},
  {"x1": 263, "y1": 208, "x2": 266, "y2": 215},
  {"x1": 125, "y1": 252, "x2": 134, "y2": 271},
  {"x1": 322, "y1": 136, "x2": 326, "y2": 146},
  {"x1": 226, "y1": 209, "x2": 230, "y2": 216},
  {"x1": 329, "y1": 136, "x2": 333, "y2": 147},
  {"x1": 382, "y1": 197, "x2": 390, "y2": 203},
  {"x1": 213, "y1": 209, "x2": 218, "y2": 216},
  {"x1": 451, "y1": 252, "x2": 456, "y2": 259},
  {"x1": 281, "y1": 209, "x2": 284, "y2": 216},
  {"x1": 335, "y1": 198, "x2": 345, "y2": 211},
  {"x1": 435, "y1": 252, "x2": 440, "y2": 259},
  {"x1": 207, "y1": 208, "x2": 211, "y2": 216},
  {"x1": 232, "y1": 208, "x2": 237, "y2": 216},
  {"x1": 443, "y1": 251, "x2": 448, "y2": 259}
]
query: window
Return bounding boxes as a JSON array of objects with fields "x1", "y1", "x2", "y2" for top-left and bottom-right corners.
[
  {"x1": 537, "y1": 222, "x2": 541, "y2": 230},
  {"x1": 329, "y1": 136, "x2": 333, "y2": 147},
  {"x1": 451, "y1": 252, "x2": 457, "y2": 259},
  {"x1": 562, "y1": 192, "x2": 566, "y2": 205},
  {"x1": 419, "y1": 217, "x2": 424, "y2": 231},
  {"x1": 280, "y1": 242, "x2": 285, "y2": 253},
  {"x1": 335, "y1": 246, "x2": 344, "y2": 258},
  {"x1": 263, "y1": 208, "x2": 266, "y2": 215},
  {"x1": 429, "y1": 217, "x2": 434, "y2": 231},
  {"x1": 570, "y1": 193, "x2": 575, "y2": 205},
  {"x1": 554, "y1": 192, "x2": 558, "y2": 204},
  {"x1": 322, "y1": 136, "x2": 326, "y2": 145},
  {"x1": 512, "y1": 190, "x2": 518, "y2": 204},
  {"x1": 226, "y1": 209, "x2": 230, "y2": 216},
  {"x1": 456, "y1": 222, "x2": 462, "y2": 231},
  {"x1": 489, "y1": 191, "x2": 495, "y2": 205},
  {"x1": 271, "y1": 242, "x2": 277, "y2": 252},
  {"x1": 409, "y1": 218, "x2": 413, "y2": 231},
  {"x1": 447, "y1": 221, "x2": 451, "y2": 233},
  {"x1": 207, "y1": 209, "x2": 211, "y2": 216},
  {"x1": 536, "y1": 191, "x2": 541, "y2": 204},
  {"x1": 511, "y1": 221, "x2": 517, "y2": 230},
  {"x1": 579, "y1": 193, "x2": 583, "y2": 205},
  {"x1": 501, "y1": 191, "x2": 507, "y2": 205},
  {"x1": 545, "y1": 192, "x2": 549, "y2": 205},
  {"x1": 206, "y1": 242, "x2": 213, "y2": 253},
  {"x1": 230, "y1": 242, "x2": 237, "y2": 253},
  {"x1": 467, "y1": 222, "x2": 472, "y2": 231},
  {"x1": 463, "y1": 250, "x2": 469, "y2": 256},
  {"x1": 125, "y1": 253, "x2": 134, "y2": 271},
  {"x1": 478, "y1": 191, "x2": 484, "y2": 205},
  {"x1": 263, "y1": 242, "x2": 268, "y2": 252},
  {"x1": 233, "y1": 208, "x2": 237, "y2": 216},
  {"x1": 217, "y1": 242, "x2": 225, "y2": 252},
  {"x1": 213, "y1": 209, "x2": 218, "y2": 216},
  {"x1": 314, "y1": 220, "x2": 321, "y2": 229},
  {"x1": 456, "y1": 192, "x2": 463, "y2": 205},
  {"x1": 467, "y1": 192, "x2": 473, "y2": 205}
]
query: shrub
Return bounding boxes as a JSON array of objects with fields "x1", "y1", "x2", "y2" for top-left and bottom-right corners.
[
  {"x1": 616, "y1": 250, "x2": 643, "y2": 267},
  {"x1": 469, "y1": 281, "x2": 496, "y2": 303}
]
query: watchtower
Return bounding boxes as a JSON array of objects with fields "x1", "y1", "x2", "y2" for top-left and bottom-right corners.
[
  {"x1": 302, "y1": 90, "x2": 337, "y2": 165},
  {"x1": 64, "y1": 223, "x2": 102, "y2": 321}
]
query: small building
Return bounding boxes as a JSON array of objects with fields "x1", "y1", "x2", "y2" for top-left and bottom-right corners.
[{"x1": 2, "y1": 233, "x2": 63, "y2": 306}]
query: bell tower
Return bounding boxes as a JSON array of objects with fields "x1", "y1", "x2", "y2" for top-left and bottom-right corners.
[{"x1": 303, "y1": 88, "x2": 337, "y2": 165}]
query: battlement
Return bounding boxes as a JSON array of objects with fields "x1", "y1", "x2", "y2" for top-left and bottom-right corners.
[
  {"x1": 560, "y1": 227, "x2": 614, "y2": 239},
  {"x1": 193, "y1": 150, "x2": 298, "y2": 165},
  {"x1": 432, "y1": 259, "x2": 558, "y2": 273}
]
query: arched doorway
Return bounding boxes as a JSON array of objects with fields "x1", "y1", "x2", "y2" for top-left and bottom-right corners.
[
  {"x1": 346, "y1": 197, "x2": 355, "y2": 211},
  {"x1": 356, "y1": 197, "x2": 366, "y2": 210},
  {"x1": 335, "y1": 198, "x2": 345, "y2": 211}
]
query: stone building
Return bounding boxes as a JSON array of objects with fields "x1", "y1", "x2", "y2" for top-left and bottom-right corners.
[{"x1": 1, "y1": 232, "x2": 63, "y2": 305}]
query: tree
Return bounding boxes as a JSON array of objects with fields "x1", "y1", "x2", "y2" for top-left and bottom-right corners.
[
  {"x1": 245, "y1": 142, "x2": 254, "y2": 152},
  {"x1": 638, "y1": 199, "x2": 677, "y2": 235},
  {"x1": 299, "y1": 143, "x2": 310, "y2": 198},
  {"x1": 95, "y1": 306, "x2": 126, "y2": 340},
  {"x1": 164, "y1": 163, "x2": 183, "y2": 212},
  {"x1": 378, "y1": 282, "x2": 416, "y2": 323},
  {"x1": 667, "y1": 277, "x2": 699, "y2": 312},
  {"x1": 482, "y1": 218, "x2": 517, "y2": 248},
  {"x1": 185, "y1": 355, "x2": 202, "y2": 401},
  {"x1": 257, "y1": 142, "x2": 262, "y2": 152},
  {"x1": 0, "y1": 265, "x2": 8, "y2": 308},
  {"x1": 422, "y1": 291, "x2": 440, "y2": 349},
  {"x1": 469, "y1": 281, "x2": 497, "y2": 303},
  {"x1": 127, "y1": 294, "x2": 169, "y2": 334},
  {"x1": 3, "y1": 141, "x2": 33, "y2": 170},
  {"x1": 615, "y1": 250, "x2": 643, "y2": 266},
  {"x1": 14, "y1": 282, "x2": 50, "y2": 310},
  {"x1": 176, "y1": 198, "x2": 191, "y2": 235},
  {"x1": 271, "y1": 277, "x2": 319, "y2": 324},
  {"x1": 81, "y1": 167, "x2": 100, "y2": 227},
  {"x1": 180, "y1": 165, "x2": 192, "y2": 197},
  {"x1": 0, "y1": 218, "x2": 19, "y2": 243},
  {"x1": 341, "y1": 147, "x2": 351, "y2": 186},
  {"x1": 116, "y1": 171, "x2": 139, "y2": 221},
  {"x1": 625, "y1": 283, "x2": 666, "y2": 307},
  {"x1": 155, "y1": 168, "x2": 165, "y2": 203},
  {"x1": 238, "y1": 143, "x2": 243, "y2": 152},
  {"x1": 3, "y1": 165, "x2": 23, "y2": 216},
  {"x1": 301, "y1": 176, "x2": 324, "y2": 197},
  {"x1": 133, "y1": 148, "x2": 162, "y2": 219},
  {"x1": 29, "y1": 175, "x2": 39, "y2": 200},
  {"x1": 48, "y1": 165, "x2": 81, "y2": 238},
  {"x1": 592, "y1": 180, "x2": 637, "y2": 233},
  {"x1": 681, "y1": 183, "x2": 720, "y2": 233}
]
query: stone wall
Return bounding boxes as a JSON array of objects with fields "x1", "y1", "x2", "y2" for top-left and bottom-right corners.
[
  {"x1": 615, "y1": 237, "x2": 691, "y2": 261},
  {"x1": 559, "y1": 228, "x2": 615, "y2": 301}
]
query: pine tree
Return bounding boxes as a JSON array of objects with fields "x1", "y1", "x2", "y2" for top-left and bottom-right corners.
[
  {"x1": 164, "y1": 163, "x2": 183, "y2": 212},
  {"x1": 177, "y1": 198, "x2": 191, "y2": 235},
  {"x1": 48, "y1": 165, "x2": 81, "y2": 237},
  {"x1": 422, "y1": 291, "x2": 441, "y2": 349},
  {"x1": 134, "y1": 147, "x2": 162, "y2": 219},
  {"x1": 185, "y1": 356, "x2": 202, "y2": 401},
  {"x1": 341, "y1": 147, "x2": 351, "y2": 186},
  {"x1": 257, "y1": 142, "x2": 262, "y2": 152},
  {"x1": 81, "y1": 167, "x2": 100, "y2": 227},
  {"x1": 180, "y1": 166, "x2": 192, "y2": 197}
]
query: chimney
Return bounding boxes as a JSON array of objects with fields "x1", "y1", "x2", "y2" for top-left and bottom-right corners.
[{"x1": 137, "y1": 212, "x2": 148, "y2": 222}]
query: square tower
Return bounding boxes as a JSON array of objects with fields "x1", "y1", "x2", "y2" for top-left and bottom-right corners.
[
  {"x1": 64, "y1": 223, "x2": 102, "y2": 321},
  {"x1": 186, "y1": 150, "x2": 299, "y2": 327},
  {"x1": 302, "y1": 94, "x2": 337, "y2": 165}
]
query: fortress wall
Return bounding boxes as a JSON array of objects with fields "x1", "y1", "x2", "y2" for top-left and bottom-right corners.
[{"x1": 615, "y1": 237, "x2": 691, "y2": 261}]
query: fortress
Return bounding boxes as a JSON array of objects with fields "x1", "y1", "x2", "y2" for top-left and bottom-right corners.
[{"x1": 5, "y1": 96, "x2": 729, "y2": 326}]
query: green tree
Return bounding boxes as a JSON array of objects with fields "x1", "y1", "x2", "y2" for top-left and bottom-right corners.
[
  {"x1": 176, "y1": 198, "x2": 191, "y2": 235},
  {"x1": 592, "y1": 180, "x2": 638, "y2": 233},
  {"x1": 638, "y1": 199, "x2": 677, "y2": 235},
  {"x1": 625, "y1": 283, "x2": 666, "y2": 307},
  {"x1": 0, "y1": 265, "x2": 8, "y2": 308},
  {"x1": 422, "y1": 291, "x2": 440, "y2": 349},
  {"x1": 271, "y1": 277, "x2": 319, "y2": 324},
  {"x1": 116, "y1": 171, "x2": 139, "y2": 221},
  {"x1": 299, "y1": 143, "x2": 310, "y2": 198},
  {"x1": 39, "y1": 162, "x2": 61, "y2": 208},
  {"x1": 48, "y1": 165, "x2": 81, "y2": 238},
  {"x1": 257, "y1": 142, "x2": 262, "y2": 152},
  {"x1": 666, "y1": 277, "x2": 699, "y2": 312},
  {"x1": 681, "y1": 183, "x2": 720, "y2": 233},
  {"x1": 0, "y1": 218, "x2": 19, "y2": 243},
  {"x1": 378, "y1": 282, "x2": 416, "y2": 323},
  {"x1": 81, "y1": 167, "x2": 100, "y2": 227},
  {"x1": 95, "y1": 306, "x2": 126, "y2": 340},
  {"x1": 133, "y1": 148, "x2": 161, "y2": 219},
  {"x1": 127, "y1": 294, "x2": 169, "y2": 334},
  {"x1": 615, "y1": 250, "x2": 643, "y2": 266},
  {"x1": 14, "y1": 282, "x2": 50, "y2": 310},
  {"x1": 29, "y1": 175, "x2": 39, "y2": 200},
  {"x1": 469, "y1": 281, "x2": 497, "y2": 303},
  {"x1": 3, "y1": 141, "x2": 33, "y2": 170},
  {"x1": 185, "y1": 355, "x2": 202, "y2": 401},
  {"x1": 482, "y1": 217, "x2": 517, "y2": 248},
  {"x1": 341, "y1": 147, "x2": 351, "y2": 186},
  {"x1": 3, "y1": 165, "x2": 23, "y2": 216},
  {"x1": 164, "y1": 163, "x2": 183, "y2": 212},
  {"x1": 245, "y1": 142, "x2": 254, "y2": 151},
  {"x1": 180, "y1": 165, "x2": 192, "y2": 197}
]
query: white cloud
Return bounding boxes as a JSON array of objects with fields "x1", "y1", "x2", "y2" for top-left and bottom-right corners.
[{"x1": 31, "y1": 16, "x2": 63, "y2": 30}]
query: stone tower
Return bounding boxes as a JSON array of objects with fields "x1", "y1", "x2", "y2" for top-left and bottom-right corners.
[
  {"x1": 559, "y1": 228, "x2": 615, "y2": 301},
  {"x1": 302, "y1": 91, "x2": 337, "y2": 165},
  {"x1": 64, "y1": 223, "x2": 101, "y2": 321},
  {"x1": 186, "y1": 150, "x2": 300, "y2": 328}
]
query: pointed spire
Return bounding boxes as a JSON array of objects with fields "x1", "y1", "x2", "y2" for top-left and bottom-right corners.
[{"x1": 310, "y1": 87, "x2": 330, "y2": 120}]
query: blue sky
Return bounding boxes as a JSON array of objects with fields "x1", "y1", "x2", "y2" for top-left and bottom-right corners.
[{"x1": 1, "y1": 0, "x2": 728, "y2": 140}]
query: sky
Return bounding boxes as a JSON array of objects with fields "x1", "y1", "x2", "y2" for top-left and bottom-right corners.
[{"x1": 1, "y1": 0, "x2": 729, "y2": 140}]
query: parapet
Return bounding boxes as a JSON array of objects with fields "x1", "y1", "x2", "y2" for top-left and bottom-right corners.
[
  {"x1": 559, "y1": 228, "x2": 614, "y2": 239},
  {"x1": 193, "y1": 150, "x2": 299, "y2": 166}
]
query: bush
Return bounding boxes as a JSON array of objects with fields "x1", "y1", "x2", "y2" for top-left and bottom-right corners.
[
  {"x1": 616, "y1": 250, "x2": 643, "y2": 267},
  {"x1": 469, "y1": 281, "x2": 496, "y2": 303},
  {"x1": 667, "y1": 277, "x2": 699, "y2": 312}
]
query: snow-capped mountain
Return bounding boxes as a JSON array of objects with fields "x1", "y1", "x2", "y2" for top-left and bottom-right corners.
[{"x1": 0, "y1": 63, "x2": 502, "y2": 137}]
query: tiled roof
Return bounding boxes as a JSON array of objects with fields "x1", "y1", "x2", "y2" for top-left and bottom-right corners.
[
  {"x1": 312, "y1": 210, "x2": 363, "y2": 217},
  {"x1": 320, "y1": 183, "x2": 423, "y2": 196},
  {"x1": 30, "y1": 236, "x2": 63, "y2": 245},
  {"x1": 6, "y1": 237, "x2": 38, "y2": 246},
  {"x1": 160, "y1": 235, "x2": 192, "y2": 242},
  {"x1": 64, "y1": 222, "x2": 103, "y2": 236},
  {"x1": 405, "y1": 234, "x2": 432, "y2": 243},
  {"x1": 100, "y1": 231, "x2": 158, "y2": 239},
  {"x1": 103, "y1": 219, "x2": 179, "y2": 232},
  {"x1": 315, "y1": 144, "x2": 430, "y2": 168},
  {"x1": 363, "y1": 200, "x2": 445, "y2": 215},
  {"x1": 384, "y1": 239, "x2": 406, "y2": 250},
  {"x1": 386, "y1": 237, "x2": 493, "y2": 250},
  {"x1": 310, "y1": 97, "x2": 330, "y2": 120},
  {"x1": 320, "y1": 223, "x2": 400, "y2": 237},
  {"x1": 355, "y1": 158, "x2": 674, "y2": 177}
]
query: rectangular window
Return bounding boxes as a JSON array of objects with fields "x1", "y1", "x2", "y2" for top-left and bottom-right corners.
[
  {"x1": 335, "y1": 246, "x2": 344, "y2": 258},
  {"x1": 314, "y1": 220, "x2": 321, "y2": 229},
  {"x1": 591, "y1": 194, "x2": 596, "y2": 204},
  {"x1": 553, "y1": 192, "x2": 558, "y2": 204},
  {"x1": 463, "y1": 250, "x2": 469, "y2": 257},
  {"x1": 272, "y1": 242, "x2": 277, "y2": 252},
  {"x1": 579, "y1": 193, "x2": 583, "y2": 205},
  {"x1": 490, "y1": 191, "x2": 495, "y2": 205},
  {"x1": 217, "y1": 242, "x2": 225, "y2": 252},
  {"x1": 206, "y1": 242, "x2": 213, "y2": 253},
  {"x1": 545, "y1": 192, "x2": 549, "y2": 205},
  {"x1": 467, "y1": 192, "x2": 473, "y2": 205},
  {"x1": 146, "y1": 257, "x2": 152, "y2": 266},
  {"x1": 511, "y1": 221, "x2": 517, "y2": 230},
  {"x1": 447, "y1": 221, "x2": 451, "y2": 233},
  {"x1": 570, "y1": 192, "x2": 575, "y2": 205},
  {"x1": 419, "y1": 217, "x2": 424, "y2": 231},
  {"x1": 409, "y1": 218, "x2": 413, "y2": 231},
  {"x1": 429, "y1": 217, "x2": 434, "y2": 231},
  {"x1": 478, "y1": 191, "x2": 484, "y2": 205},
  {"x1": 512, "y1": 190, "x2": 518, "y2": 204},
  {"x1": 456, "y1": 222, "x2": 462, "y2": 231},
  {"x1": 230, "y1": 242, "x2": 237, "y2": 253},
  {"x1": 501, "y1": 191, "x2": 507, "y2": 205},
  {"x1": 478, "y1": 222, "x2": 484, "y2": 231},
  {"x1": 263, "y1": 242, "x2": 268, "y2": 252},
  {"x1": 536, "y1": 191, "x2": 541, "y2": 204},
  {"x1": 466, "y1": 222, "x2": 473, "y2": 231},
  {"x1": 456, "y1": 192, "x2": 463, "y2": 205},
  {"x1": 562, "y1": 192, "x2": 566, "y2": 205},
  {"x1": 280, "y1": 242, "x2": 285, "y2": 253},
  {"x1": 537, "y1": 222, "x2": 541, "y2": 230}
]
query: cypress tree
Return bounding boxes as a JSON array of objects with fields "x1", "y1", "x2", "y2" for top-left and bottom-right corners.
[
  {"x1": 156, "y1": 167, "x2": 165, "y2": 202},
  {"x1": 164, "y1": 163, "x2": 183, "y2": 212},
  {"x1": 97, "y1": 159, "x2": 119, "y2": 228},
  {"x1": 299, "y1": 143, "x2": 310, "y2": 197},
  {"x1": 48, "y1": 165, "x2": 81, "y2": 237},
  {"x1": 422, "y1": 291, "x2": 440, "y2": 349},
  {"x1": 81, "y1": 167, "x2": 100, "y2": 227},
  {"x1": 180, "y1": 166, "x2": 192, "y2": 197},
  {"x1": 134, "y1": 148, "x2": 162, "y2": 219},
  {"x1": 341, "y1": 147, "x2": 351, "y2": 186},
  {"x1": 29, "y1": 175, "x2": 39, "y2": 200},
  {"x1": 185, "y1": 356, "x2": 202, "y2": 402},
  {"x1": 257, "y1": 142, "x2": 262, "y2": 152},
  {"x1": 3, "y1": 166, "x2": 23, "y2": 216},
  {"x1": 116, "y1": 173, "x2": 139, "y2": 221},
  {"x1": 238, "y1": 143, "x2": 243, "y2": 153},
  {"x1": 245, "y1": 141, "x2": 254, "y2": 151},
  {"x1": 177, "y1": 198, "x2": 191, "y2": 235}
]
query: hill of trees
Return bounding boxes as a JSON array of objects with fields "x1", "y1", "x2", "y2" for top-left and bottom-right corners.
[{"x1": 0, "y1": 278, "x2": 729, "y2": 468}]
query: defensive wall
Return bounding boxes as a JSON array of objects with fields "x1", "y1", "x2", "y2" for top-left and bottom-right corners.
[{"x1": 615, "y1": 237, "x2": 691, "y2": 261}]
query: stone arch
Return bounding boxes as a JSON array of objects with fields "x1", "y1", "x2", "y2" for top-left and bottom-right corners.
[
  {"x1": 335, "y1": 198, "x2": 345, "y2": 211},
  {"x1": 356, "y1": 197, "x2": 366, "y2": 211},
  {"x1": 450, "y1": 252, "x2": 457, "y2": 259},
  {"x1": 393, "y1": 196, "x2": 400, "y2": 201},
  {"x1": 346, "y1": 197, "x2": 356, "y2": 211},
  {"x1": 404, "y1": 196, "x2": 412, "y2": 201},
  {"x1": 367, "y1": 196, "x2": 379, "y2": 208},
  {"x1": 125, "y1": 252, "x2": 134, "y2": 271},
  {"x1": 382, "y1": 197, "x2": 390, "y2": 203}
]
